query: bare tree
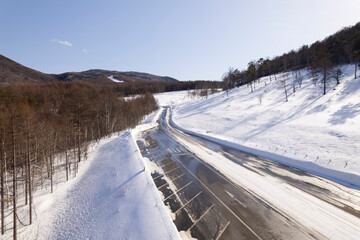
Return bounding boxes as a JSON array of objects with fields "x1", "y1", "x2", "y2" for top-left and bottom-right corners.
[
  {"x1": 330, "y1": 68, "x2": 343, "y2": 85},
  {"x1": 0, "y1": 104, "x2": 5, "y2": 235},
  {"x1": 280, "y1": 74, "x2": 289, "y2": 102},
  {"x1": 343, "y1": 41, "x2": 360, "y2": 79},
  {"x1": 246, "y1": 62, "x2": 257, "y2": 92},
  {"x1": 311, "y1": 46, "x2": 333, "y2": 95},
  {"x1": 354, "y1": 51, "x2": 360, "y2": 79},
  {"x1": 0, "y1": 81, "x2": 160, "y2": 238},
  {"x1": 296, "y1": 70, "x2": 303, "y2": 87},
  {"x1": 22, "y1": 105, "x2": 34, "y2": 224},
  {"x1": 222, "y1": 67, "x2": 235, "y2": 96},
  {"x1": 10, "y1": 109, "x2": 17, "y2": 240}
]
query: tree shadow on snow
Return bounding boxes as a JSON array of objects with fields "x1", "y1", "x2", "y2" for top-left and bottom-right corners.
[
  {"x1": 118, "y1": 169, "x2": 144, "y2": 189},
  {"x1": 328, "y1": 103, "x2": 360, "y2": 125}
]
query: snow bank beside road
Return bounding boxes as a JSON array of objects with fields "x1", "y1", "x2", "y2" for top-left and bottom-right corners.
[
  {"x1": 163, "y1": 65, "x2": 360, "y2": 188},
  {"x1": 47, "y1": 131, "x2": 179, "y2": 240},
  {"x1": 9, "y1": 109, "x2": 180, "y2": 240},
  {"x1": 132, "y1": 107, "x2": 162, "y2": 138}
]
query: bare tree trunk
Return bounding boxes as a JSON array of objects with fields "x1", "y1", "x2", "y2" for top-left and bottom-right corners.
[
  {"x1": 104, "y1": 98, "x2": 110, "y2": 136},
  {"x1": 27, "y1": 153, "x2": 32, "y2": 224},
  {"x1": 298, "y1": 71, "x2": 303, "y2": 87},
  {"x1": 91, "y1": 127, "x2": 94, "y2": 142},
  {"x1": 50, "y1": 155, "x2": 53, "y2": 194},
  {"x1": 281, "y1": 77, "x2": 288, "y2": 102},
  {"x1": 97, "y1": 115, "x2": 101, "y2": 140},
  {"x1": 24, "y1": 122, "x2": 30, "y2": 206},
  {"x1": 26, "y1": 130, "x2": 32, "y2": 224},
  {"x1": 323, "y1": 69, "x2": 327, "y2": 95},
  {"x1": 77, "y1": 122, "x2": 81, "y2": 163},
  {"x1": 25, "y1": 160, "x2": 28, "y2": 204},
  {"x1": 46, "y1": 150, "x2": 50, "y2": 179},
  {"x1": 65, "y1": 130, "x2": 69, "y2": 181},
  {"x1": 49, "y1": 132, "x2": 56, "y2": 194},
  {"x1": 0, "y1": 116, "x2": 5, "y2": 235},
  {"x1": 4, "y1": 158, "x2": 9, "y2": 209},
  {"x1": 73, "y1": 137, "x2": 77, "y2": 178},
  {"x1": 11, "y1": 114, "x2": 17, "y2": 240}
]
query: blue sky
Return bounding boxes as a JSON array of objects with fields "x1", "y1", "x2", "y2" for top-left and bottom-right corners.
[{"x1": 1, "y1": 0, "x2": 359, "y2": 80}]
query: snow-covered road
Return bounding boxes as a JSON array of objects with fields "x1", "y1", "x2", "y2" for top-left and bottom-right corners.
[{"x1": 138, "y1": 107, "x2": 360, "y2": 240}]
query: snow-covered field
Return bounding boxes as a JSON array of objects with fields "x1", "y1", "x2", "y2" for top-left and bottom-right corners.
[
  {"x1": 4, "y1": 109, "x2": 180, "y2": 240},
  {"x1": 156, "y1": 64, "x2": 360, "y2": 188}
]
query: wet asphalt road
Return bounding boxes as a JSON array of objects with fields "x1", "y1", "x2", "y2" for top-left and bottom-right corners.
[{"x1": 136, "y1": 108, "x2": 360, "y2": 240}]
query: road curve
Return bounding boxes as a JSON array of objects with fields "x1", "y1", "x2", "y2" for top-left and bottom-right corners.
[{"x1": 136, "y1": 108, "x2": 360, "y2": 240}]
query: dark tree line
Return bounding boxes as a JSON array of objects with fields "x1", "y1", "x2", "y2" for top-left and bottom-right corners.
[
  {"x1": 114, "y1": 80, "x2": 223, "y2": 96},
  {"x1": 223, "y1": 22, "x2": 360, "y2": 93},
  {"x1": 0, "y1": 81, "x2": 158, "y2": 238}
]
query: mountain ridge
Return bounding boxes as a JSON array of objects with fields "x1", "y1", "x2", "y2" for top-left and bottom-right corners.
[
  {"x1": 51, "y1": 69, "x2": 177, "y2": 83},
  {"x1": 0, "y1": 54, "x2": 55, "y2": 84},
  {"x1": 0, "y1": 54, "x2": 178, "y2": 85}
]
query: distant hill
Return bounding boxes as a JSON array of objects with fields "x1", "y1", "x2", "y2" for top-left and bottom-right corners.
[
  {"x1": 0, "y1": 54, "x2": 178, "y2": 85},
  {"x1": 52, "y1": 69, "x2": 178, "y2": 83},
  {"x1": 0, "y1": 54, "x2": 55, "y2": 85}
]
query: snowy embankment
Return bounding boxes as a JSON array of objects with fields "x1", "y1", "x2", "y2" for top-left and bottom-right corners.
[
  {"x1": 156, "y1": 64, "x2": 360, "y2": 188},
  {"x1": 7, "y1": 109, "x2": 180, "y2": 240}
]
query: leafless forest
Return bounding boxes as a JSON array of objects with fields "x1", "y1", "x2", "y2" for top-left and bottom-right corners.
[{"x1": 0, "y1": 81, "x2": 158, "y2": 238}]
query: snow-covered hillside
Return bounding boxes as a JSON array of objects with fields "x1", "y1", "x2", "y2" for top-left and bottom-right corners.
[{"x1": 156, "y1": 64, "x2": 360, "y2": 187}]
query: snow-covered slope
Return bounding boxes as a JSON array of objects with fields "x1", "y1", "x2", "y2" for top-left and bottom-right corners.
[
  {"x1": 158, "y1": 65, "x2": 360, "y2": 187},
  {"x1": 108, "y1": 75, "x2": 124, "y2": 83}
]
